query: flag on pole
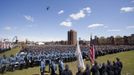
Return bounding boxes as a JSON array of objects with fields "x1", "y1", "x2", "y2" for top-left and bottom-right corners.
[
  {"x1": 75, "y1": 41, "x2": 85, "y2": 70},
  {"x1": 89, "y1": 44, "x2": 95, "y2": 65}
]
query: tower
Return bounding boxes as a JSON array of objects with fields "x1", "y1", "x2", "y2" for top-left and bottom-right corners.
[{"x1": 68, "y1": 30, "x2": 77, "y2": 45}]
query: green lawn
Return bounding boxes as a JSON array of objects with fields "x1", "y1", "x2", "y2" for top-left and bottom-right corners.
[
  {"x1": 0, "y1": 47, "x2": 21, "y2": 57},
  {"x1": 1, "y1": 49, "x2": 134, "y2": 75}
]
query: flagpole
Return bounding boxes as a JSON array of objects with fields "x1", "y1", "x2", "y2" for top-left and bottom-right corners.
[
  {"x1": 89, "y1": 34, "x2": 95, "y2": 65},
  {"x1": 75, "y1": 38, "x2": 85, "y2": 71}
]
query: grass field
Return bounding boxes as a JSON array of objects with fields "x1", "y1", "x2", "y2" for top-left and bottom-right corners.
[
  {"x1": 0, "y1": 47, "x2": 21, "y2": 57},
  {"x1": 0, "y1": 48, "x2": 134, "y2": 75}
]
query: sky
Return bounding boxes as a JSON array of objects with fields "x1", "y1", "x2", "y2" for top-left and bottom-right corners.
[{"x1": 0, "y1": 0, "x2": 134, "y2": 41}]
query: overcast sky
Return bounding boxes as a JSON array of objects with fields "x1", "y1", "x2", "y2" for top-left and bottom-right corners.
[{"x1": 0, "y1": 0, "x2": 134, "y2": 41}]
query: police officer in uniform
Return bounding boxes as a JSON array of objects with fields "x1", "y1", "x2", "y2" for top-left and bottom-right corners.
[
  {"x1": 1, "y1": 55, "x2": 8, "y2": 74},
  {"x1": 40, "y1": 58, "x2": 45, "y2": 75},
  {"x1": 9, "y1": 55, "x2": 16, "y2": 71},
  {"x1": 48, "y1": 59, "x2": 51, "y2": 72},
  {"x1": 51, "y1": 61, "x2": 57, "y2": 75},
  {"x1": 58, "y1": 59, "x2": 64, "y2": 75}
]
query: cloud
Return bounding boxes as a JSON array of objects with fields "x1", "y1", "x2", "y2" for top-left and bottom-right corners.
[
  {"x1": 107, "y1": 29, "x2": 121, "y2": 32},
  {"x1": 126, "y1": 25, "x2": 134, "y2": 29},
  {"x1": 4, "y1": 26, "x2": 11, "y2": 31},
  {"x1": 70, "y1": 11, "x2": 86, "y2": 20},
  {"x1": 70, "y1": 7, "x2": 91, "y2": 20},
  {"x1": 60, "y1": 21, "x2": 72, "y2": 27},
  {"x1": 24, "y1": 15, "x2": 34, "y2": 22},
  {"x1": 58, "y1": 10, "x2": 64, "y2": 14},
  {"x1": 120, "y1": 7, "x2": 134, "y2": 13},
  {"x1": 60, "y1": 7, "x2": 91, "y2": 27},
  {"x1": 88, "y1": 24, "x2": 104, "y2": 28}
]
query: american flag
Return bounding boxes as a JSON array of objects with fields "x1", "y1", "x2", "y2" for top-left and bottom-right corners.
[{"x1": 89, "y1": 44, "x2": 95, "y2": 65}]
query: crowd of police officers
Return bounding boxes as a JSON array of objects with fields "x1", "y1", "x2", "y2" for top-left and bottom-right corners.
[{"x1": 0, "y1": 45, "x2": 133, "y2": 75}]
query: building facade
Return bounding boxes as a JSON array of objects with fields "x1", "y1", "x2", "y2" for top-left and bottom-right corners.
[
  {"x1": 90, "y1": 34, "x2": 134, "y2": 45},
  {"x1": 68, "y1": 30, "x2": 77, "y2": 45}
]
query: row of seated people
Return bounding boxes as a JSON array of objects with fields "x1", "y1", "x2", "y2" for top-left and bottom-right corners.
[
  {"x1": 0, "y1": 45, "x2": 133, "y2": 74},
  {"x1": 22, "y1": 45, "x2": 134, "y2": 59}
]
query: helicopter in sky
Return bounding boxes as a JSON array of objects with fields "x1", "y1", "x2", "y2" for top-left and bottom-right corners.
[{"x1": 46, "y1": 6, "x2": 50, "y2": 11}]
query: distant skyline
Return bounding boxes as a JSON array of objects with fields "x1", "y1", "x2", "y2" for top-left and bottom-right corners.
[{"x1": 0, "y1": 0, "x2": 134, "y2": 41}]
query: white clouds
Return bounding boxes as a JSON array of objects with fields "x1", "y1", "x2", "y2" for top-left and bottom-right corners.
[
  {"x1": 3, "y1": 26, "x2": 19, "y2": 31},
  {"x1": 70, "y1": 11, "x2": 86, "y2": 20},
  {"x1": 126, "y1": 25, "x2": 134, "y2": 29},
  {"x1": 60, "y1": 21, "x2": 72, "y2": 27},
  {"x1": 58, "y1": 10, "x2": 64, "y2": 14},
  {"x1": 83, "y1": 7, "x2": 91, "y2": 13},
  {"x1": 70, "y1": 7, "x2": 91, "y2": 20},
  {"x1": 24, "y1": 15, "x2": 34, "y2": 22},
  {"x1": 88, "y1": 24, "x2": 104, "y2": 28},
  {"x1": 120, "y1": 7, "x2": 134, "y2": 13},
  {"x1": 107, "y1": 29, "x2": 121, "y2": 32},
  {"x1": 4, "y1": 26, "x2": 11, "y2": 31},
  {"x1": 60, "y1": 7, "x2": 91, "y2": 27}
]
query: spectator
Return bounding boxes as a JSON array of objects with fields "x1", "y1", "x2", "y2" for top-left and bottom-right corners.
[
  {"x1": 100, "y1": 63, "x2": 107, "y2": 75},
  {"x1": 62, "y1": 64, "x2": 72, "y2": 75},
  {"x1": 116, "y1": 58, "x2": 123, "y2": 75},
  {"x1": 83, "y1": 64, "x2": 90, "y2": 75},
  {"x1": 76, "y1": 67, "x2": 83, "y2": 75},
  {"x1": 113, "y1": 61, "x2": 118, "y2": 75},
  {"x1": 91, "y1": 61, "x2": 100, "y2": 75},
  {"x1": 106, "y1": 60, "x2": 114, "y2": 75}
]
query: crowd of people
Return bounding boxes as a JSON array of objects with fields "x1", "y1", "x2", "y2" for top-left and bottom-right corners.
[
  {"x1": 0, "y1": 45, "x2": 133, "y2": 74},
  {"x1": 39, "y1": 57, "x2": 123, "y2": 75}
]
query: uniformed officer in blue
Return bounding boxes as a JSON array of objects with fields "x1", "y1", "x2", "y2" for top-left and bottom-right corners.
[
  {"x1": 58, "y1": 59, "x2": 64, "y2": 75},
  {"x1": 40, "y1": 58, "x2": 45, "y2": 75}
]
